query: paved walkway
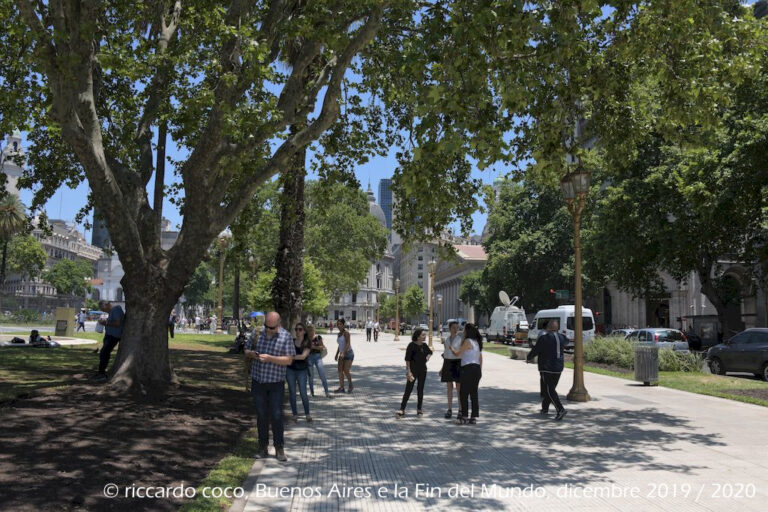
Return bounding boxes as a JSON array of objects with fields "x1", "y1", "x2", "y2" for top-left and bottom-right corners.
[{"x1": 232, "y1": 330, "x2": 767, "y2": 512}]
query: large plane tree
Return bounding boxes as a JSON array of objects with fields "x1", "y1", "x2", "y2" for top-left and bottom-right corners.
[{"x1": 4, "y1": 0, "x2": 411, "y2": 397}]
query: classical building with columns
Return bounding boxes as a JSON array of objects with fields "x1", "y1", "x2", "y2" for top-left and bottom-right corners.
[{"x1": 433, "y1": 244, "x2": 488, "y2": 326}]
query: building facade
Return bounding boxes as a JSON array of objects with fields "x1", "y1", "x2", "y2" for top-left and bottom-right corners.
[
  {"x1": 378, "y1": 178, "x2": 393, "y2": 229},
  {"x1": 2, "y1": 219, "x2": 104, "y2": 310},
  {"x1": 1, "y1": 131, "x2": 24, "y2": 196},
  {"x1": 434, "y1": 244, "x2": 488, "y2": 326}
]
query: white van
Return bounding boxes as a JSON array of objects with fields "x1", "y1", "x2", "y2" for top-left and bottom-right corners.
[
  {"x1": 486, "y1": 305, "x2": 528, "y2": 345},
  {"x1": 529, "y1": 305, "x2": 596, "y2": 350}
]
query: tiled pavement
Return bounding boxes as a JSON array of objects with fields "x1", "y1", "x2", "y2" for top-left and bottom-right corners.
[{"x1": 231, "y1": 330, "x2": 768, "y2": 512}]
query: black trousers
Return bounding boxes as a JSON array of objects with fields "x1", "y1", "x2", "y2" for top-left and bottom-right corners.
[
  {"x1": 168, "y1": 323, "x2": 175, "y2": 338},
  {"x1": 366, "y1": 328, "x2": 372, "y2": 341},
  {"x1": 459, "y1": 364, "x2": 481, "y2": 418},
  {"x1": 98, "y1": 335, "x2": 120, "y2": 374},
  {"x1": 540, "y1": 371, "x2": 564, "y2": 413},
  {"x1": 400, "y1": 368, "x2": 427, "y2": 411}
]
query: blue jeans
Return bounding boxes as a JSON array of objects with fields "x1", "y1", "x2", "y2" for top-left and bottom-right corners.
[
  {"x1": 307, "y1": 353, "x2": 329, "y2": 395},
  {"x1": 251, "y1": 380, "x2": 285, "y2": 448},
  {"x1": 286, "y1": 367, "x2": 310, "y2": 416}
]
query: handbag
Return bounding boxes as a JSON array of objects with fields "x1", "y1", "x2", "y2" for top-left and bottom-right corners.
[{"x1": 95, "y1": 323, "x2": 104, "y2": 333}]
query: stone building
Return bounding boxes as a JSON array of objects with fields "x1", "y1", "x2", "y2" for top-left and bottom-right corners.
[
  {"x1": 2, "y1": 218, "x2": 103, "y2": 310},
  {"x1": 434, "y1": 244, "x2": 489, "y2": 326}
]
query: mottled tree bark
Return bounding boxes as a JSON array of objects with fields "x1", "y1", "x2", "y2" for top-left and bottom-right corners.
[{"x1": 272, "y1": 139, "x2": 306, "y2": 332}]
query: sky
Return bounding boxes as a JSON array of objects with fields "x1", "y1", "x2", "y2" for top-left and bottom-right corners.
[{"x1": 13, "y1": 133, "x2": 502, "y2": 243}]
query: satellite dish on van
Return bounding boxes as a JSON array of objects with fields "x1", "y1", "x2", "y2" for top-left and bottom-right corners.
[{"x1": 499, "y1": 291, "x2": 511, "y2": 306}]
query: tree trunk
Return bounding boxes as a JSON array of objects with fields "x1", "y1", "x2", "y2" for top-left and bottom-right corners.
[
  {"x1": 109, "y1": 268, "x2": 187, "y2": 400},
  {"x1": 233, "y1": 260, "x2": 240, "y2": 321},
  {"x1": 153, "y1": 120, "x2": 168, "y2": 237},
  {"x1": 0, "y1": 239, "x2": 8, "y2": 286},
  {"x1": 697, "y1": 266, "x2": 727, "y2": 339},
  {"x1": 272, "y1": 139, "x2": 306, "y2": 332}
]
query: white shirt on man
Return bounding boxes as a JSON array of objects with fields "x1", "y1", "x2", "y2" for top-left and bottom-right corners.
[{"x1": 366, "y1": 321, "x2": 373, "y2": 329}]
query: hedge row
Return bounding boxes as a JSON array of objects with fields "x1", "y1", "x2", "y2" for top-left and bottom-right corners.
[{"x1": 583, "y1": 336, "x2": 704, "y2": 372}]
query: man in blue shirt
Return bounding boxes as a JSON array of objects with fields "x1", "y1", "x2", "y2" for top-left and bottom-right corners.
[
  {"x1": 95, "y1": 300, "x2": 125, "y2": 381},
  {"x1": 244, "y1": 311, "x2": 294, "y2": 462}
]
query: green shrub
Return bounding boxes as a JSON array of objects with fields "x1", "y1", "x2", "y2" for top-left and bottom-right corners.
[
  {"x1": 584, "y1": 336, "x2": 635, "y2": 369},
  {"x1": 12, "y1": 309, "x2": 41, "y2": 324},
  {"x1": 659, "y1": 349, "x2": 704, "y2": 372}
]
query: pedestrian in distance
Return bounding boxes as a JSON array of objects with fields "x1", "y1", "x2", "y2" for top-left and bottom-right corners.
[
  {"x1": 76, "y1": 309, "x2": 87, "y2": 332},
  {"x1": 440, "y1": 320, "x2": 462, "y2": 419},
  {"x1": 286, "y1": 323, "x2": 312, "y2": 423},
  {"x1": 366, "y1": 319, "x2": 373, "y2": 342},
  {"x1": 451, "y1": 323, "x2": 483, "y2": 425},
  {"x1": 334, "y1": 318, "x2": 354, "y2": 393},
  {"x1": 373, "y1": 320, "x2": 380, "y2": 342},
  {"x1": 526, "y1": 319, "x2": 568, "y2": 421},
  {"x1": 93, "y1": 300, "x2": 125, "y2": 381},
  {"x1": 168, "y1": 313, "x2": 177, "y2": 339},
  {"x1": 244, "y1": 311, "x2": 295, "y2": 462},
  {"x1": 396, "y1": 328, "x2": 432, "y2": 417},
  {"x1": 306, "y1": 324, "x2": 331, "y2": 398}
]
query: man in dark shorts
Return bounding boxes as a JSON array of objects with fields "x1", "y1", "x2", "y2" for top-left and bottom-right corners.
[{"x1": 440, "y1": 320, "x2": 462, "y2": 419}]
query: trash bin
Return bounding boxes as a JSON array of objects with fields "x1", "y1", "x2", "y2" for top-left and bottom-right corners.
[
  {"x1": 228, "y1": 324, "x2": 238, "y2": 335},
  {"x1": 634, "y1": 343, "x2": 659, "y2": 386}
]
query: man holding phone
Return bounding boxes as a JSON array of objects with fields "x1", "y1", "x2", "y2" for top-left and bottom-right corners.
[{"x1": 244, "y1": 311, "x2": 294, "y2": 461}]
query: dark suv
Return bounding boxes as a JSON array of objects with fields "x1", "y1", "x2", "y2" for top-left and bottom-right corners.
[{"x1": 707, "y1": 328, "x2": 768, "y2": 381}]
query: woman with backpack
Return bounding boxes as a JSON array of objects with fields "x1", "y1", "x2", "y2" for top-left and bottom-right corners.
[{"x1": 306, "y1": 324, "x2": 330, "y2": 398}]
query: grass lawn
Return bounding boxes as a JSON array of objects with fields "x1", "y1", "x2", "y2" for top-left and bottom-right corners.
[
  {"x1": 564, "y1": 362, "x2": 768, "y2": 408},
  {"x1": 484, "y1": 344, "x2": 516, "y2": 357}
]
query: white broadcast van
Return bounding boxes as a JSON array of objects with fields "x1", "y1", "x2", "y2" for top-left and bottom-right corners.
[
  {"x1": 529, "y1": 305, "x2": 596, "y2": 351},
  {"x1": 485, "y1": 291, "x2": 529, "y2": 345}
]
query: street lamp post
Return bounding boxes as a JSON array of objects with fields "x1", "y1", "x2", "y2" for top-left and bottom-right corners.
[
  {"x1": 436, "y1": 294, "x2": 443, "y2": 338},
  {"x1": 394, "y1": 278, "x2": 400, "y2": 341},
  {"x1": 561, "y1": 165, "x2": 591, "y2": 402},
  {"x1": 216, "y1": 229, "x2": 232, "y2": 333},
  {"x1": 428, "y1": 258, "x2": 437, "y2": 350}
]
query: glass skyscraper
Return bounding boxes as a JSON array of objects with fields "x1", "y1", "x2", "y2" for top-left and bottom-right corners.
[{"x1": 378, "y1": 178, "x2": 393, "y2": 229}]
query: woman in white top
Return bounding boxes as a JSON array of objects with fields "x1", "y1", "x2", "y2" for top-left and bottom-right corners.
[
  {"x1": 451, "y1": 323, "x2": 483, "y2": 424},
  {"x1": 334, "y1": 318, "x2": 354, "y2": 393}
]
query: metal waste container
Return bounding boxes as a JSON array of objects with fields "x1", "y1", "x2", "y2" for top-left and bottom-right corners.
[
  {"x1": 634, "y1": 343, "x2": 659, "y2": 386},
  {"x1": 228, "y1": 324, "x2": 238, "y2": 335}
]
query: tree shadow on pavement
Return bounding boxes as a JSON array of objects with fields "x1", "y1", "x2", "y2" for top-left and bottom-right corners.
[{"x1": 275, "y1": 362, "x2": 726, "y2": 511}]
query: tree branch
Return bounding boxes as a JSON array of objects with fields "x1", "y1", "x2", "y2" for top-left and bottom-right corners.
[
  {"x1": 135, "y1": 0, "x2": 182, "y2": 186},
  {"x1": 210, "y1": 7, "x2": 384, "y2": 229}
]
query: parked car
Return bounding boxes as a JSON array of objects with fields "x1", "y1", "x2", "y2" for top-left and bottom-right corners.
[
  {"x1": 417, "y1": 323, "x2": 429, "y2": 331},
  {"x1": 398, "y1": 323, "x2": 411, "y2": 335},
  {"x1": 629, "y1": 328, "x2": 689, "y2": 351},
  {"x1": 707, "y1": 328, "x2": 768, "y2": 381},
  {"x1": 610, "y1": 328, "x2": 636, "y2": 338}
]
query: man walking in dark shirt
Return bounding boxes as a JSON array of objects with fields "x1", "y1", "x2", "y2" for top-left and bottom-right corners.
[{"x1": 527, "y1": 319, "x2": 567, "y2": 421}]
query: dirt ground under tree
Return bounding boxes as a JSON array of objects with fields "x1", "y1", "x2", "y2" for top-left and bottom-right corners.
[{"x1": 0, "y1": 346, "x2": 255, "y2": 511}]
